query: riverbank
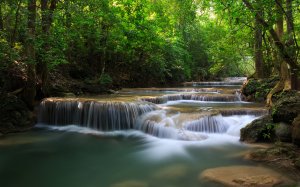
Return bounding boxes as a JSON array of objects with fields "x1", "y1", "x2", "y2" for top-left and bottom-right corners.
[{"x1": 240, "y1": 77, "x2": 300, "y2": 184}]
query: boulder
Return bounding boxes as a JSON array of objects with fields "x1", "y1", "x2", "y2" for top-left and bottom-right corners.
[
  {"x1": 200, "y1": 165, "x2": 294, "y2": 187},
  {"x1": 292, "y1": 115, "x2": 300, "y2": 146},
  {"x1": 0, "y1": 94, "x2": 34, "y2": 133},
  {"x1": 272, "y1": 93, "x2": 300, "y2": 124},
  {"x1": 242, "y1": 77, "x2": 278, "y2": 102},
  {"x1": 240, "y1": 115, "x2": 276, "y2": 143},
  {"x1": 295, "y1": 158, "x2": 300, "y2": 169},
  {"x1": 275, "y1": 122, "x2": 292, "y2": 142}
]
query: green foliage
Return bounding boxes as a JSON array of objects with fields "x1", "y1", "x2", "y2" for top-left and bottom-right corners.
[
  {"x1": 0, "y1": 33, "x2": 20, "y2": 69},
  {"x1": 98, "y1": 73, "x2": 113, "y2": 86},
  {"x1": 262, "y1": 123, "x2": 277, "y2": 140},
  {"x1": 0, "y1": 0, "x2": 299, "y2": 88}
]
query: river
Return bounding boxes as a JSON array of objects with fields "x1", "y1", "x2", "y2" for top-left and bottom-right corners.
[{"x1": 0, "y1": 78, "x2": 269, "y2": 187}]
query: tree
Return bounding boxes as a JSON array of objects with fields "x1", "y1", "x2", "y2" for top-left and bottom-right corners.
[
  {"x1": 254, "y1": 4, "x2": 264, "y2": 78},
  {"x1": 22, "y1": 0, "x2": 37, "y2": 108},
  {"x1": 242, "y1": 0, "x2": 299, "y2": 105},
  {"x1": 36, "y1": 0, "x2": 57, "y2": 96}
]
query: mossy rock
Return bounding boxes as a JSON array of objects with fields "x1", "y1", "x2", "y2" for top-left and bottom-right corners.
[
  {"x1": 251, "y1": 142, "x2": 297, "y2": 160},
  {"x1": 242, "y1": 79, "x2": 259, "y2": 96},
  {"x1": 0, "y1": 94, "x2": 34, "y2": 133},
  {"x1": 242, "y1": 76, "x2": 278, "y2": 102},
  {"x1": 275, "y1": 122, "x2": 292, "y2": 142},
  {"x1": 294, "y1": 158, "x2": 300, "y2": 169},
  {"x1": 240, "y1": 115, "x2": 277, "y2": 143},
  {"x1": 292, "y1": 115, "x2": 300, "y2": 146},
  {"x1": 272, "y1": 93, "x2": 300, "y2": 124}
]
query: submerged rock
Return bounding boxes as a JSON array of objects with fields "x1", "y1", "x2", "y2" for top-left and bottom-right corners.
[
  {"x1": 0, "y1": 94, "x2": 34, "y2": 134},
  {"x1": 240, "y1": 115, "x2": 275, "y2": 143},
  {"x1": 200, "y1": 165, "x2": 294, "y2": 187},
  {"x1": 292, "y1": 115, "x2": 300, "y2": 146},
  {"x1": 153, "y1": 164, "x2": 188, "y2": 179}
]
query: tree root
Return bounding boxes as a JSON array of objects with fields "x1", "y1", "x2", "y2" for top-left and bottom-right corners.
[{"x1": 266, "y1": 81, "x2": 284, "y2": 106}]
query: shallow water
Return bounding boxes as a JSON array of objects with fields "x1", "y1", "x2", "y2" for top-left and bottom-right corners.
[{"x1": 0, "y1": 78, "x2": 270, "y2": 187}]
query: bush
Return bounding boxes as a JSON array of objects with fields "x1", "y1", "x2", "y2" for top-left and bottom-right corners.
[{"x1": 98, "y1": 73, "x2": 113, "y2": 86}]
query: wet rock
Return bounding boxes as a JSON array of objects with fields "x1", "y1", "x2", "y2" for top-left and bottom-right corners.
[
  {"x1": 292, "y1": 115, "x2": 300, "y2": 146},
  {"x1": 110, "y1": 180, "x2": 148, "y2": 187},
  {"x1": 240, "y1": 115, "x2": 276, "y2": 143},
  {"x1": 272, "y1": 93, "x2": 300, "y2": 124},
  {"x1": 245, "y1": 143, "x2": 300, "y2": 181},
  {"x1": 0, "y1": 94, "x2": 34, "y2": 134},
  {"x1": 275, "y1": 122, "x2": 292, "y2": 142},
  {"x1": 200, "y1": 165, "x2": 294, "y2": 187}
]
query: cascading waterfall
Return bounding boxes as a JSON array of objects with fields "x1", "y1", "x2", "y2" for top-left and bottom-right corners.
[
  {"x1": 183, "y1": 115, "x2": 230, "y2": 133},
  {"x1": 219, "y1": 108, "x2": 268, "y2": 116},
  {"x1": 37, "y1": 77, "x2": 267, "y2": 141},
  {"x1": 134, "y1": 110, "x2": 180, "y2": 139},
  {"x1": 38, "y1": 99, "x2": 157, "y2": 130},
  {"x1": 140, "y1": 93, "x2": 243, "y2": 104},
  {"x1": 134, "y1": 110, "x2": 209, "y2": 140}
]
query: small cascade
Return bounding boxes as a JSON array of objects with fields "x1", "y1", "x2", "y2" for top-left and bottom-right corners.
[
  {"x1": 219, "y1": 108, "x2": 268, "y2": 116},
  {"x1": 184, "y1": 77, "x2": 246, "y2": 87},
  {"x1": 38, "y1": 99, "x2": 157, "y2": 130},
  {"x1": 235, "y1": 91, "x2": 242, "y2": 101},
  {"x1": 183, "y1": 115, "x2": 230, "y2": 133},
  {"x1": 223, "y1": 77, "x2": 247, "y2": 82},
  {"x1": 134, "y1": 110, "x2": 179, "y2": 139},
  {"x1": 134, "y1": 110, "x2": 208, "y2": 140},
  {"x1": 121, "y1": 88, "x2": 220, "y2": 93},
  {"x1": 141, "y1": 94, "x2": 242, "y2": 104},
  {"x1": 184, "y1": 81, "x2": 244, "y2": 87}
]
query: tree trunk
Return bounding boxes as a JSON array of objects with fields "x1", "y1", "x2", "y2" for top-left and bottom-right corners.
[
  {"x1": 36, "y1": 0, "x2": 57, "y2": 97},
  {"x1": 0, "y1": 2, "x2": 3, "y2": 31},
  {"x1": 23, "y1": 0, "x2": 37, "y2": 109},
  {"x1": 11, "y1": 0, "x2": 21, "y2": 46},
  {"x1": 276, "y1": 0, "x2": 291, "y2": 91},
  {"x1": 286, "y1": 0, "x2": 298, "y2": 90},
  {"x1": 65, "y1": 0, "x2": 71, "y2": 28},
  {"x1": 254, "y1": 7, "x2": 263, "y2": 78}
]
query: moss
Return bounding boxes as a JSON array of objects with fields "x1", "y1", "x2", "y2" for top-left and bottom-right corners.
[
  {"x1": 240, "y1": 115, "x2": 277, "y2": 143},
  {"x1": 272, "y1": 93, "x2": 300, "y2": 124},
  {"x1": 242, "y1": 76, "x2": 279, "y2": 102}
]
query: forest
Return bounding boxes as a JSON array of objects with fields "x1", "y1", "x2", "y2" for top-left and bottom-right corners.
[{"x1": 0, "y1": 0, "x2": 297, "y2": 106}]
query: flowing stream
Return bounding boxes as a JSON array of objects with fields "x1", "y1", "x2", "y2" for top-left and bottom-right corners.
[{"x1": 0, "y1": 78, "x2": 269, "y2": 187}]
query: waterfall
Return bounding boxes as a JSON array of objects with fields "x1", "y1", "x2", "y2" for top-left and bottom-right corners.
[
  {"x1": 219, "y1": 109, "x2": 268, "y2": 116},
  {"x1": 134, "y1": 110, "x2": 179, "y2": 139},
  {"x1": 36, "y1": 77, "x2": 263, "y2": 142},
  {"x1": 141, "y1": 94, "x2": 242, "y2": 104},
  {"x1": 183, "y1": 115, "x2": 230, "y2": 133},
  {"x1": 134, "y1": 110, "x2": 209, "y2": 140},
  {"x1": 38, "y1": 99, "x2": 157, "y2": 131}
]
